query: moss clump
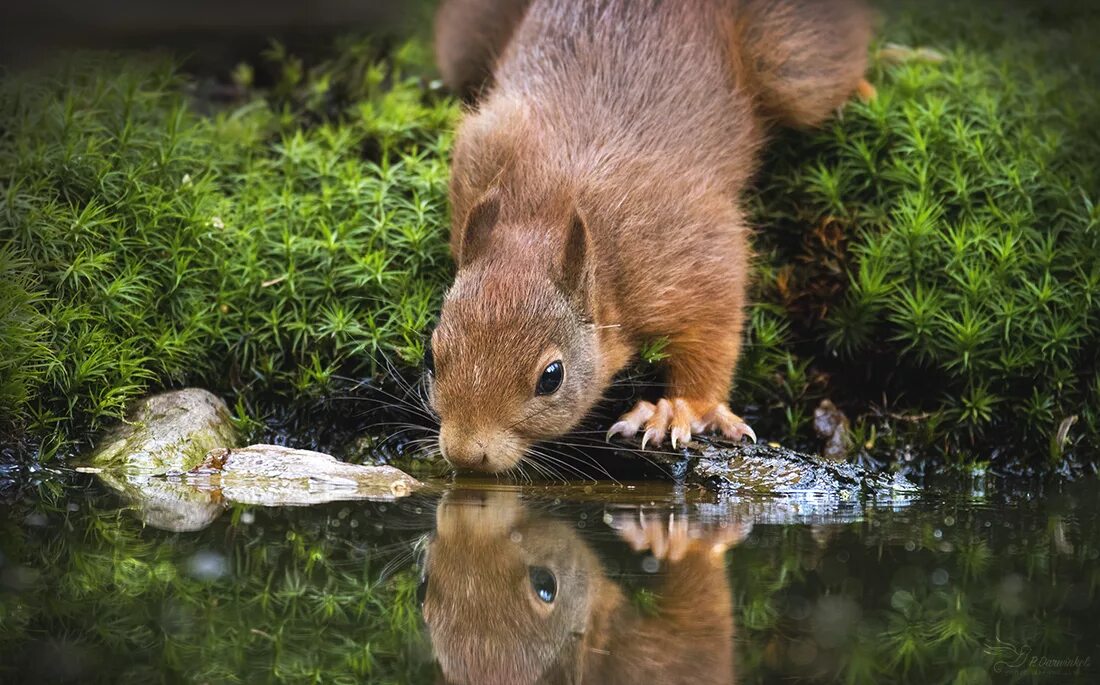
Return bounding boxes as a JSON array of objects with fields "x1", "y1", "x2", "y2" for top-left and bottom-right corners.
[
  {"x1": 737, "y1": 1, "x2": 1100, "y2": 469},
  {"x1": 1, "y1": 3, "x2": 1098, "y2": 469},
  {"x1": 0, "y1": 42, "x2": 456, "y2": 457},
  {"x1": 0, "y1": 248, "x2": 48, "y2": 438}
]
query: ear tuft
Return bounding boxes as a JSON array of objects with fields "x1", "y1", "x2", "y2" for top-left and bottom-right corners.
[
  {"x1": 457, "y1": 187, "x2": 501, "y2": 267},
  {"x1": 559, "y1": 209, "x2": 594, "y2": 312}
]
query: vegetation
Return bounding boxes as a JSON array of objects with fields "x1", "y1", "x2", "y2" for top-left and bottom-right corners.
[
  {"x1": 729, "y1": 483, "x2": 1099, "y2": 683},
  {"x1": 1, "y1": 1, "x2": 1098, "y2": 468},
  {"x1": 0, "y1": 481, "x2": 435, "y2": 683},
  {"x1": 0, "y1": 41, "x2": 456, "y2": 458},
  {"x1": 731, "y1": 1, "x2": 1100, "y2": 470},
  {"x1": 1, "y1": 481, "x2": 1095, "y2": 683}
]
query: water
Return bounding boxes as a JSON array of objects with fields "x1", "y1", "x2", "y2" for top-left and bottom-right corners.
[{"x1": 1, "y1": 473, "x2": 1096, "y2": 683}]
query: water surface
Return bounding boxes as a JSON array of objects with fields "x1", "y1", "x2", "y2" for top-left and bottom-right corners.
[{"x1": 1, "y1": 474, "x2": 1096, "y2": 683}]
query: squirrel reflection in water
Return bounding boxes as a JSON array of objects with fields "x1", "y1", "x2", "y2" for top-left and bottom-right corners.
[{"x1": 419, "y1": 491, "x2": 749, "y2": 685}]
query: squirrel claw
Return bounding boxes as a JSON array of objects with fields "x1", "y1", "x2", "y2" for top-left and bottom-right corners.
[
  {"x1": 702, "y1": 403, "x2": 756, "y2": 443},
  {"x1": 640, "y1": 399, "x2": 674, "y2": 449},
  {"x1": 670, "y1": 424, "x2": 692, "y2": 450},
  {"x1": 612, "y1": 399, "x2": 756, "y2": 450},
  {"x1": 605, "y1": 401, "x2": 656, "y2": 443},
  {"x1": 641, "y1": 427, "x2": 665, "y2": 449},
  {"x1": 605, "y1": 421, "x2": 635, "y2": 442}
]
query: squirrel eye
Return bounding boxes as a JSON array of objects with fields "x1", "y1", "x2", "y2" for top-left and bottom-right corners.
[
  {"x1": 423, "y1": 343, "x2": 435, "y2": 375},
  {"x1": 536, "y1": 360, "x2": 564, "y2": 395},
  {"x1": 529, "y1": 566, "x2": 557, "y2": 603}
]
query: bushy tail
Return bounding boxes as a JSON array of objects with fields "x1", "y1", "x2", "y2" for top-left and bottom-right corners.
[
  {"x1": 434, "y1": 0, "x2": 532, "y2": 99},
  {"x1": 731, "y1": 0, "x2": 873, "y2": 128}
]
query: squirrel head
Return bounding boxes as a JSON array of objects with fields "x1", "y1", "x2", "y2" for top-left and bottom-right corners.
[
  {"x1": 428, "y1": 188, "x2": 603, "y2": 472},
  {"x1": 420, "y1": 490, "x2": 604, "y2": 684}
]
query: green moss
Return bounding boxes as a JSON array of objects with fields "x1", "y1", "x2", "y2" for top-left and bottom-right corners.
[
  {"x1": 0, "y1": 247, "x2": 50, "y2": 436},
  {"x1": 1, "y1": 2, "x2": 1098, "y2": 469},
  {"x1": 738, "y1": 1, "x2": 1100, "y2": 467},
  {"x1": 0, "y1": 44, "x2": 457, "y2": 457}
]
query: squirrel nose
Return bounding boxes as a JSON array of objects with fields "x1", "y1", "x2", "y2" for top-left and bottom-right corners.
[{"x1": 438, "y1": 430, "x2": 489, "y2": 470}]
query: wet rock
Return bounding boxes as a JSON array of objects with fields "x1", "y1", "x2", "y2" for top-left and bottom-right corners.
[
  {"x1": 611, "y1": 437, "x2": 917, "y2": 498},
  {"x1": 94, "y1": 444, "x2": 423, "y2": 532},
  {"x1": 90, "y1": 389, "x2": 239, "y2": 473},
  {"x1": 96, "y1": 470, "x2": 225, "y2": 532},
  {"x1": 87, "y1": 390, "x2": 422, "y2": 530},
  {"x1": 688, "y1": 440, "x2": 917, "y2": 498},
  {"x1": 182, "y1": 444, "x2": 423, "y2": 506}
]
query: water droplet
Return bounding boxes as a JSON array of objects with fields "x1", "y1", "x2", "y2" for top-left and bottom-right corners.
[
  {"x1": 186, "y1": 551, "x2": 228, "y2": 581},
  {"x1": 890, "y1": 590, "x2": 914, "y2": 610}
]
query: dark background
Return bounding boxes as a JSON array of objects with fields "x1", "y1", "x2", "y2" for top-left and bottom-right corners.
[
  {"x1": 2, "y1": 0, "x2": 1096, "y2": 70},
  {"x1": 0, "y1": 1, "x2": 431, "y2": 68}
]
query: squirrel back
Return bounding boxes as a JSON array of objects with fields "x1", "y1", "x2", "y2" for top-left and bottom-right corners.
[{"x1": 437, "y1": 0, "x2": 870, "y2": 126}]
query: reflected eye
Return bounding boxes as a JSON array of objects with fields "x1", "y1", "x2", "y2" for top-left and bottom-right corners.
[
  {"x1": 423, "y1": 343, "x2": 435, "y2": 375},
  {"x1": 529, "y1": 566, "x2": 557, "y2": 603},
  {"x1": 536, "y1": 360, "x2": 564, "y2": 395}
]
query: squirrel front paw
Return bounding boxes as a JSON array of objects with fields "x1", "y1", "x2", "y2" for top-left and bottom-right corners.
[
  {"x1": 605, "y1": 398, "x2": 756, "y2": 449},
  {"x1": 609, "y1": 511, "x2": 752, "y2": 561}
]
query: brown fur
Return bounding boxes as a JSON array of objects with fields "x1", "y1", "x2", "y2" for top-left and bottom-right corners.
[
  {"x1": 421, "y1": 491, "x2": 740, "y2": 684},
  {"x1": 430, "y1": 0, "x2": 871, "y2": 471}
]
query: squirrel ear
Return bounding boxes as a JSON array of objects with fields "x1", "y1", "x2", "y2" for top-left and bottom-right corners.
[
  {"x1": 456, "y1": 187, "x2": 501, "y2": 267},
  {"x1": 559, "y1": 208, "x2": 595, "y2": 312}
]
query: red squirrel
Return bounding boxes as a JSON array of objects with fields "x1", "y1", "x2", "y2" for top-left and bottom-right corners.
[
  {"x1": 420, "y1": 490, "x2": 747, "y2": 684},
  {"x1": 428, "y1": 0, "x2": 872, "y2": 471}
]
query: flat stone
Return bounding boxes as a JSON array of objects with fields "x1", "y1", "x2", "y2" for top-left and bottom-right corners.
[
  {"x1": 96, "y1": 444, "x2": 423, "y2": 532},
  {"x1": 180, "y1": 444, "x2": 424, "y2": 505}
]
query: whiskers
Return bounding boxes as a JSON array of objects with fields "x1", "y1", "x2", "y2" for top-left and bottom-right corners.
[
  {"x1": 376, "y1": 532, "x2": 432, "y2": 585},
  {"x1": 328, "y1": 350, "x2": 685, "y2": 486},
  {"x1": 524, "y1": 444, "x2": 616, "y2": 483},
  {"x1": 329, "y1": 349, "x2": 441, "y2": 460}
]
